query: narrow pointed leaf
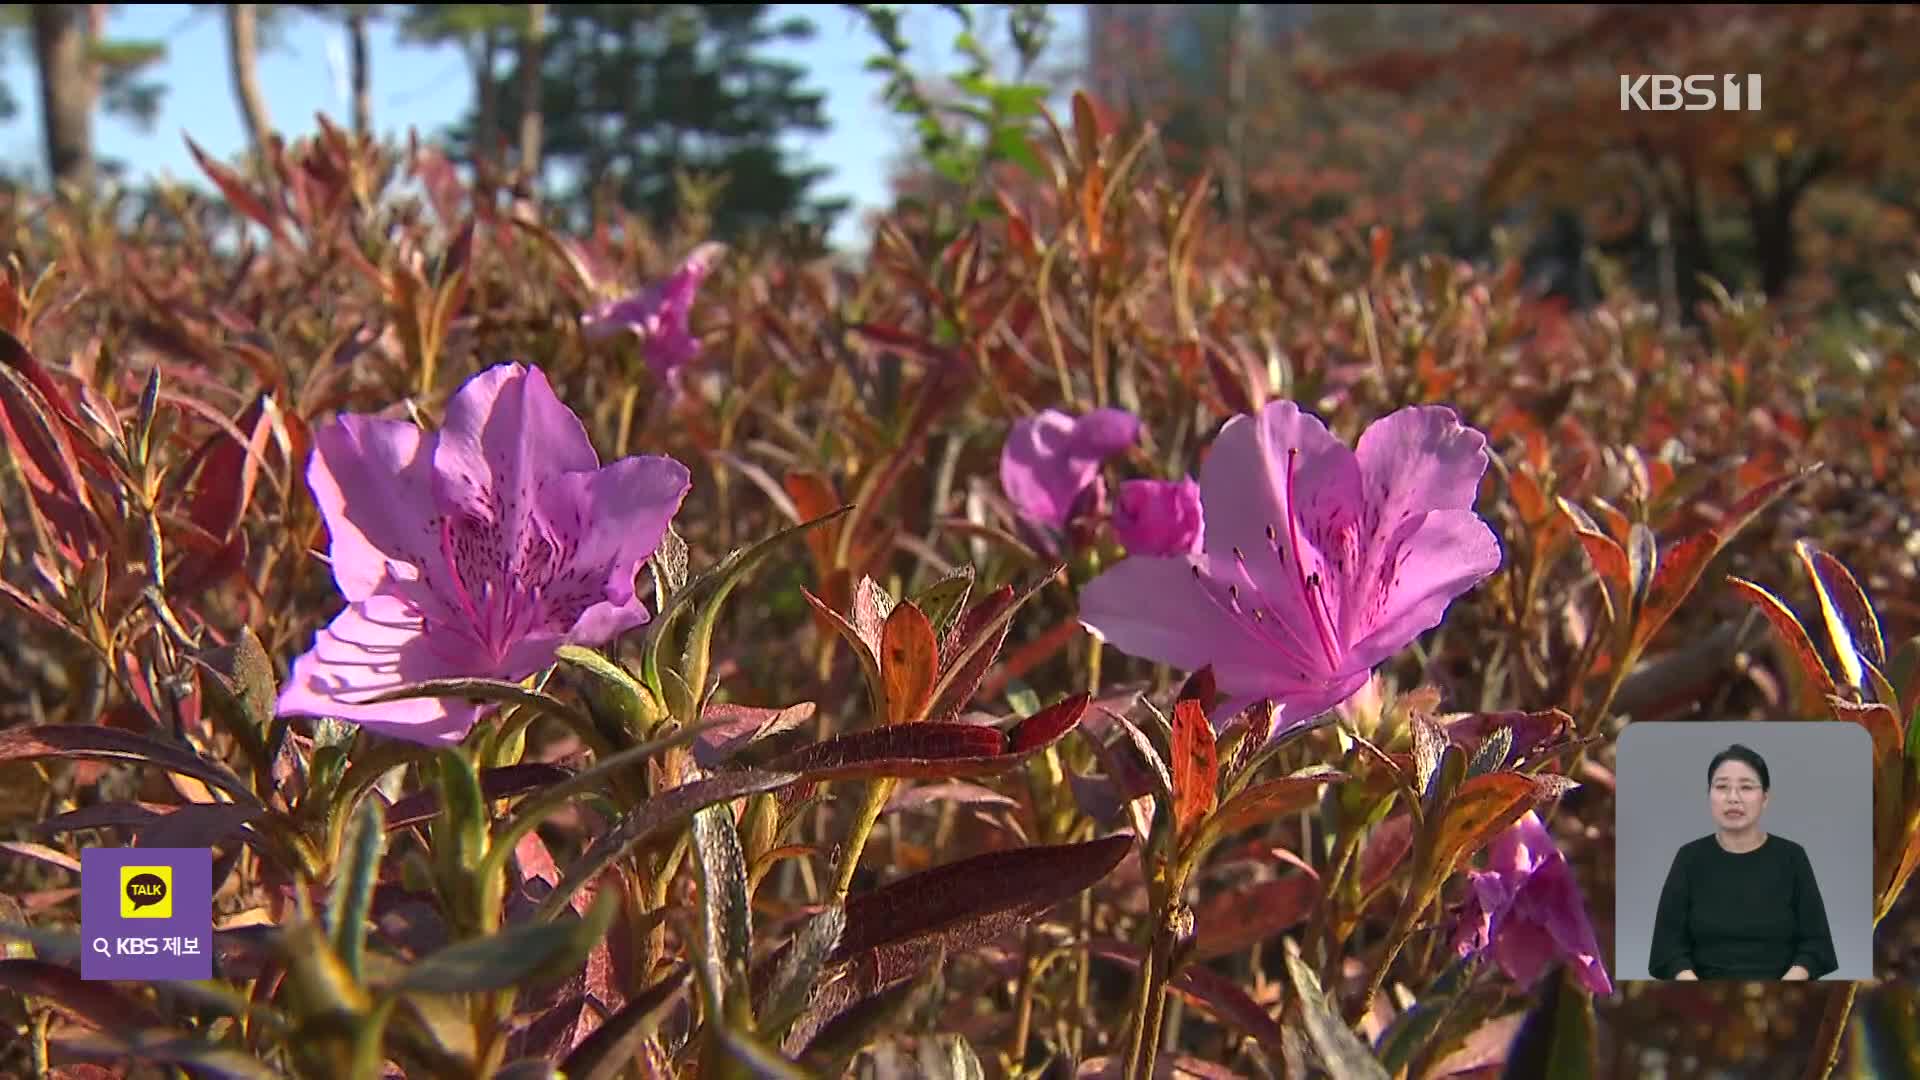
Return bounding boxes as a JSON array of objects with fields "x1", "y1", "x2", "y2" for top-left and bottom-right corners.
[
  {"x1": 797, "y1": 835, "x2": 1130, "y2": 1035},
  {"x1": 802, "y1": 587, "x2": 887, "y2": 725},
  {"x1": 762, "y1": 713, "x2": 1079, "y2": 783},
  {"x1": 327, "y1": 797, "x2": 385, "y2": 981},
  {"x1": 384, "y1": 763, "x2": 572, "y2": 831},
  {"x1": 913, "y1": 566, "x2": 975, "y2": 639},
  {"x1": 1412, "y1": 714, "x2": 1446, "y2": 796},
  {"x1": 1632, "y1": 467, "x2": 1812, "y2": 656},
  {"x1": 852, "y1": 576, "x2": 897, "y2": 659},
  {"x1": 1285, "y1": 951, "x2": 1391, "y2": 1080},
  {"x1": 1797, "y1": 541, "x2": 1879, "y2": 692},
  {"x1": 1627, "y1": 522, "x2": 1658, "y2": 616},
  {"x1": 0, "y1": 725, "x2": 262, "y2": 809},
  {"x1": 560, "y1": 963, "x2": 692, "y2": 1080},
  {"x1": 1009, "y1": 693, "x2": 1090, "y2": 753},
  {"x1": 394, "y1": 887, "x2": 619, "y2": 994},
  {"x1": 759, "y1": 905, "x2": 847, "y2": 1039},
  {"x1": 1466, "y1": 726, "x2": 1515, "y2": 779},
  {"x1": 881, "y1": 602, "x2": 939, "y2": 724},
  {"x1": 1428, "y1": 772, "x2": 1544, "y2": 880},
  {"x1": 1500, "y1": 966, "x2": 1595, "y2": 1080},
  {"x1": 691, "y1": 804, "x2": 753, "y2": 1023},
  {"x1": 646, "y1": 506, "x2": 854, "y2": 704},
  {"x1": 1727, "y1": 576, "x2": 1838, "y2": 704},
  {"x1": 1172, "y1": 698, "x2": 1218, "y2": 840},
  {"x1": 535, "y1": 768, "x2": 799, "y2": 921},
  {"x1": 929, "y1": 567, "x2": 1060, "y2": 720},
  {"x1": 1205, "y1": 771, "x2": 1345, "y2": 838},
  {"x1": 480, "y1": 720, "x2": 723, "y2": 885}
]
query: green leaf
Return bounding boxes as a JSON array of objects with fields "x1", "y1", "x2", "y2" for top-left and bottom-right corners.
[
  {"x1": 435, "y1": 749, "x2": 489, "y2": 874},
  {"x1": 1500, "y1": 965, "x2": 1596, "y2": 1080},
  {"x1": 692, "y1": 803, "x2": 754, "y2": 1027},
  {"x1": 759, "y1": 906, "x2": 846, "y2": 1041},
  {"x1": 392, "y1": 887, "x2": 618, "y2": 995},
  {"x1": 478, "y1": 719, "x2": 723, "y2": 888},
  {"x1": 645, "y1": 506, "x2": 854, "y2": 715},
  {"x1": 912, "y1": 566, "x2": 975, "y2": 640},
  {"x1": 327, "y1": 797, "x2": 386, "y2": 982},
  {"x1": 1466, "y1": 726, "x2": 1514, "y2": 779},
  {"x1": 1374, "y1": 953, "x2": 1478, "y2": 1075},
  {"x1": 1284, "y1": 950, "x2": 1390, "y2": 1080},
  {"x1": 557, "y1": 644, "x2": 664, "y2": 738},
  {"x1": 535, "y1": 768, "x2": 801, "y2": 922}
]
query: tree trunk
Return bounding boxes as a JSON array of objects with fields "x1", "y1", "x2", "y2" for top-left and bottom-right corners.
[
  {"x1": 31, "y1": 4, "x2": 95, "y2": 195},
  {"x1": 226, "y1": 4, "x2": 275, "y2": 166},
  {"x1": 517, "y1": 4, "x2": 546, "y2": 185},
  {"x1": 348, "y1": 9, "x2": 372, "y2": 138},
  {"x1": 474, "y1": 28, "x2": 500, "y2": 173}
]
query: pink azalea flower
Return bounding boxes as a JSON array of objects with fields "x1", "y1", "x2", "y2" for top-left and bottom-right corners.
[
  {"x1": 1112, "y1": 476, "x2": 1205, "y2": 556},
  {"x1": 999, "y1": 406, "x2": 1141, "y2": 535},
  {"x1": 1077, "y1": 401, "x2": 1501, "y2": 734},
  {"x1": 1451, "y1": 811, "x2": 1614, "y2": 997},
  {"x1": 581, "y1": 242, "x2": 725, "y2": 381},
  {"x1": 277, "y1": 363, "x2": 692, "y2": 746}
]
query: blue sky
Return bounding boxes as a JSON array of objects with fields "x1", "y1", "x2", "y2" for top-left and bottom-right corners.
[{"x1": 1, "y1": 4, "x2": 1089, "y2": 253}]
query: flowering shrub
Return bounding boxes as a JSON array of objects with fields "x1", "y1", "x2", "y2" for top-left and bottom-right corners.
[{"x1": 0, "y1": 100, "x2": 1915, "y2": 1078}]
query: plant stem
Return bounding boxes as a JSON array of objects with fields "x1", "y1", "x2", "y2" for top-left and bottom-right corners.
[
  {"x1": 831, "y1": 777, "x2": 896, "y2": 902},
  {"x1": 1120, "y1": 940, "x2": 1160, "y2": 1080},
  {"x1": 1348, "y1": 899, "x2": 1420, "y2": 1027},
  {"x1": 1010, "y1": 923, "x2": 1043, "y2": 1070},
  {"x1": 1802, "y1": 981, "x2": 1858, "y2": 1080}
]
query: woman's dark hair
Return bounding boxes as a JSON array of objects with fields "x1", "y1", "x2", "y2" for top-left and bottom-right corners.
[{"x1": 1708, "y1": 743, "x2": 1770, "y2": 791}]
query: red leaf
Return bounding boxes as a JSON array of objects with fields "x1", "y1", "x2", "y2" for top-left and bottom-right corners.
[
  {"x1": 0, "y1": 726, "x2": 262, "y2": 809},
  {"x1": 1631, "y1": 466, "x2": 1812, "y2": 657},
  {"x1": 880, "y1": 602, "x2": 938, "y2": 725},
  {"x1": 1171, "y1": 699, "x2": 1218, "y2": 839},
  {"x1": 186, "y1": 135, "x2": 288, "y2": 246},
  {"x1": 1008, "y1": 693, "x2": 1090, "y2": 754},
  {"x1": 764, "y1": 724, "x2": 1013, "y2": 782},
  {"x1": 1191, "y1": 877, "x2": 1317, "y2": 961}
]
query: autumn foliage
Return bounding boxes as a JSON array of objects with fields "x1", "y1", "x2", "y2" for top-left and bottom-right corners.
[{"x1": 0, "y1": 80, "x2": 1916, "y2": 1080}]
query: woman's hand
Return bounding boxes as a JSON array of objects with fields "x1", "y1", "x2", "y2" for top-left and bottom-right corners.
[
  {"x1": 1676, "y1": 970, "x2": 1699, "y2": 981},
  {"x1": 1784, "y1": 965, "x2": 1811, "y2": 981}
]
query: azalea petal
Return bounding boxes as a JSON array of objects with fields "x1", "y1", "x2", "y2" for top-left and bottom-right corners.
[
  {"x1": 1198, "y1": 401, "x2": 1370, "y2": 642},
  {"x1": 1490, "y1": 916, "x2": 1559, "y2": 990},
  {"x1": 1354, "y1": 404, "x2": 1491, "y2": 519},
  {"x1": 536, "y1": 454, "x2": 693, "y2": 637},
  {"x1": 1069, "y1": 407, "x2": 1141, "y2": 458},
  {"x1": 1077, "y1": 555, "x2": 1279, "y2": 694},
  {"x1": 275, "y1": 591, "x2": 485, "y2": 747},
  {"x1": 306, "y1": 415, "x2": 439, "y2": 602},
  {"x1": 999, "y1": 410, "x2": 1081, "y2": 529},
  {"x1": 1214, "y1": 668, "x2": 1368, "y2": 737},
  {"x1": 1345, "y1": 405, "x2": 1494, "y2": 638},
  {"x1": 1113, "y1": 477, "x2": 1205, "y2": 557},
  {"x1": 433, "y1": 363, "x2": 601, "y2": 525},
  {"x1": 1342, "y1": 510, "x2": 1502, "y2": 673}
]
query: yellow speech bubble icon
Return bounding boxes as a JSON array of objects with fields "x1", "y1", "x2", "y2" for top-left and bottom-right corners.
[{"x1": 120, "y1": 865, "x2": 172, "y2": 919}]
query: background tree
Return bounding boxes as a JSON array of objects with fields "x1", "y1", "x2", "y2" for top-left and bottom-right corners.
[
  {"x1": 19, "y1": 4, "x2": 166, "y2": 195},
  {"x1": 479, "y1": 4, "x2": 845, "y2": 245},
  {"x1": 400, "y1": 3, "x2": 555, "y2": 186},
  {"x1": 1320, "y1": 4, "x2": 1920, "y2": 316}
]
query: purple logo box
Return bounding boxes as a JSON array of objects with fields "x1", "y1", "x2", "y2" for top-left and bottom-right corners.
[{"x1": 81, "y1": 847, "x2": 212, "y2": 982}]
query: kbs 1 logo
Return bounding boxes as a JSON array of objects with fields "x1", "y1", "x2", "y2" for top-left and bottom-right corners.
[{"x1": 1620, "y1": 74, "x2": 1762, "y2": 112}]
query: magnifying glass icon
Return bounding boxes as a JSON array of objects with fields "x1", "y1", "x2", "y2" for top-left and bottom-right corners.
[{"x1": 91, "y1": 937, "x2": 110, "y2": 958}]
